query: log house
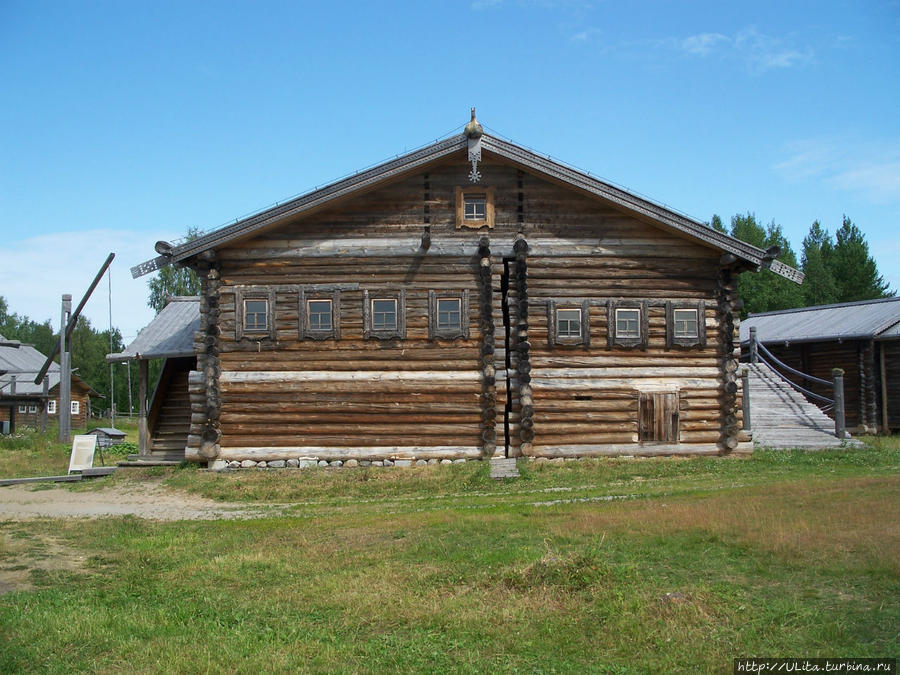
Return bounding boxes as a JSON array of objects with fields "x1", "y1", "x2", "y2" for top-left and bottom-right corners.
[{"x1": 128, "y1": 113, "x2": 803, "y2": 465}]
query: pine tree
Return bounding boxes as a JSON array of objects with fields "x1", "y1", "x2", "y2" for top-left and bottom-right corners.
[
  {"x1": 709, "y1": 214, "x2": 727, "y2": 233},
  {"x1": 800, "y1": 221, "x2": 838, "y2": 306},
  {"x1": 830, "y1": 216, "x2": 892, "y2": 302},
  {"x1": 730, "y1": 213, "x2": 803, "y2": 317}
]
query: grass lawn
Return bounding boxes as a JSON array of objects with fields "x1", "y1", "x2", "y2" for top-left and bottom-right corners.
[{"x1": 0, "y1": 436, "x2": 898, "y2": 672}]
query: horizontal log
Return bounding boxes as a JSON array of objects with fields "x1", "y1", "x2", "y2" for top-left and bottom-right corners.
[
  {"x1": 222, "y1": 434, "x2": 481, "y2": 447},
  {"x1": 220, "y1": 370, "x2": 481, "y2": 383},
  {"x1": 529, "y1": 443, "x2": 722, "y2": 457},
  {"x1": 220, "y1": 412, "x2": 480, "y2": 424},
  {"x1": 217, "y1": 446, "x2": 483, "y2": 461}
]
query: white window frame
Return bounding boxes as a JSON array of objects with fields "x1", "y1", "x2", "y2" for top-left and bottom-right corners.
[
  {"x1": 48, "y1": 400, "x2": 57, "y2": 414},
  {"x1": 363, "y1": 289, "x2": 406, "y2": 340},
  {"x1": 666, "y1": 301, "x2": 706, "y2": 349},
  {"x1": 18, "y1": 404, "x2": 26, "y2": 414},
  {"x1": 607, "y1": 300, "x2": 648, "y2": 349},
  {"x1": 243, "y1": 298, "x2": 269, "y2": 332},
  {"x1": 71, "y1": 400, "x2": 80, "y2": 415},
  {"x1": 615, "y1": 308, "x2": 641, "y2": 339},
  {"x1": 547, "y1": 300, "x2": 590, "y2": 347},
  {"x1": 456, "y1": 186, "x2": 495, "y2": 229},
  {"x1": 673, "y1": 309, "x2": 698, "y2": 338},
  {"x1": 428, "y1": 290, "x2": 470, "y2": 340},
  {"x1": 28, "y1": 404, "x2": 37, "y2": 414},
  {"x1": 234, "y1": 287, "x2": 276, "y2": 341}
]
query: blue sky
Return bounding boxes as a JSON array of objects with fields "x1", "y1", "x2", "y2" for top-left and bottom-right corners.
[{"x1": 1, "y1": 0, "x2": 898, "y2": 340}]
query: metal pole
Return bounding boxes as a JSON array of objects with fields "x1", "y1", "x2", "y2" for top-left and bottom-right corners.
[
  {"x1": 58, "y1": 294, "x2": 72, "y2": 444},
  {"x1": 832, "y1": 368, "x2": 846, "y2": 440},
  {"x1": 741, "y1": 368, "x2": 751, "y2": 431},
  {"x1": 749, "y1": 326, "x2": 758, "y2": 364}
]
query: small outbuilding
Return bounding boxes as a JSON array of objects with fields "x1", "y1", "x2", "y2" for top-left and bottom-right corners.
[
  {"x1": 740, "y1": 296, "x2": 900, "y2": 433},
  {"x1": 86, "y1": 427, "x2": 128, "y2": 450}
]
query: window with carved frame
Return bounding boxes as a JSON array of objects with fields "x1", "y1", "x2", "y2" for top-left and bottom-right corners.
[
  {"x1": 428, "y1": 290, "x2": 469, "y2": 340},
  {"x1": 455, "y1": 186, "x2": 495, "y2": 229},
  {"x1": 234, "y1": 287, "x2": 276, "y2": 341},
  {"x1": 547, "y1": 299, "x2": 590, "y2": 347},
  {"x1": 665, "y1": 301, "x2": 706, "y2": 349},
  {"x1": 363, "y1": 289, "x2": 406, "y2": 340},
  {"x1": 607, "y1": 300, "x2": 649, "y2": 349},
  {"x1": 299, "y1": 289, "x2": 341, "y2": 340}
]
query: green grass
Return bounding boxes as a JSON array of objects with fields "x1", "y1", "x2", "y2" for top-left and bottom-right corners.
[
  {"x1": 0, "y1": 437, "x2": 898, "y2": 672},
  {"x1": 0, "y1": 419, "x2": 139, "y2": 478}
]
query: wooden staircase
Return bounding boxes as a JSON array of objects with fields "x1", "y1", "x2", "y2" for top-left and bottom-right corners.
[
  {"x1": 125, "y1": 358, "x2": 194, "y2": 464},
  {"x1": 149, "y1": 365, "x2": 191, "y2": 461},
  {"x1": 746, "y1": 363, "x2": 859, "y2": 449}
]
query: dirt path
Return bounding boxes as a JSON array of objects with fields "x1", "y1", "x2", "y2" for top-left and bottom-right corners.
[{"x1": 0, "y1": 479, "x2": 272, "y2": 521}]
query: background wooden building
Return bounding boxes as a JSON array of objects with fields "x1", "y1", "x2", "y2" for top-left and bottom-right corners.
[
  {"x1": 128, "y1": 114, "x2": 802, "y2": 465},
  {"x1": 0, "y1": 335, "x2": 96, "y2": 433},
  {"x1": 741, "y1": 297, "x2": 900, "y2": 433}
]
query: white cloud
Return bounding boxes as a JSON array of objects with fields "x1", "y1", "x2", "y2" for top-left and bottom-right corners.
[
  {"x1": 672, "y1": 26, "x2": 814, "y2": 73},
  {"x1": 679, "y1": 32, "x2": 728, "y2": 56},
  {"x1": 775, "y1": 138, "x2": 900, "y2": 204},
  {"x1": 0, "y1": 229, "x2": 164, "y2": 343}
]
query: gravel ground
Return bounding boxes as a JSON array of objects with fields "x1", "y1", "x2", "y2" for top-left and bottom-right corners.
[{"x1": 0, "y1": 478, "x2": 270, "y2": 521}]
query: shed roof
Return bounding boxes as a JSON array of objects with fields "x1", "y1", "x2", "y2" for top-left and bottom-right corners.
[
  {"x1": 132, "y1": 124, "x2": 802, "y2": 284},
  {"x1": 740, "y1": 297, "x2": 900, "y2": 344},
  {"x1": 107, "y1": 296, "x2": 200, "y2": 362}
]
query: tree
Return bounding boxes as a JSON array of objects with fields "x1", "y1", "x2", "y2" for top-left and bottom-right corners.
[
  {"x1": 800, "y1": 221, "x2": 838, "y2": 307},
  {"x1": 709, "y1": 214, "x2": 727, "y2": 233},
  {"x1": 729, "y1": 213, "x2": 803, "y2": 317},
  {"x1": 830, "y1": 216, "x2": 892, "y2": 302},
  {"x1": 147, "y1": 228, "x2": 202, "y2": 314}
]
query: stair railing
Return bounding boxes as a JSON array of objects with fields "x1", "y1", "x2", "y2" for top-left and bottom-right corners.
[{"x1": 746, "y1": 327, "x2": 847, "y2": 439}]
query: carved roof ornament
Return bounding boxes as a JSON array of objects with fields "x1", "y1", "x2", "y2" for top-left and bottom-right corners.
[{"x1": 465, "y1": 108, "x2": 483, "y2": 183}]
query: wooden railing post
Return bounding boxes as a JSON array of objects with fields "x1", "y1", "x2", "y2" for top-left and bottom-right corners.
[
  {"x1": 832, "y1": 368, "x2": 846, "y2": 439},
  {"x1": 138, "y1": 359, "x2": 149, "y2": 456},
  {"x1": 749, "y1": 326, "x2": 758, "y2": 364},
  {"x1": 741, "y1": 368, "x2": 751, "y2": 431}
]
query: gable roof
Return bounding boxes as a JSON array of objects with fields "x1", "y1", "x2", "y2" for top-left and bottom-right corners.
[
  {"x1": 106, "y1": 296, "x2": 200, "y2": 363},
  {"x1": 739, "y1": 296, "x2": 900, "y2": 344},
  {"x1": 132, "y1": 130, "x2": 802, "y2": 283},
  {"x1": 0, "y1": 338, "x2": 98, "y2": 398}
]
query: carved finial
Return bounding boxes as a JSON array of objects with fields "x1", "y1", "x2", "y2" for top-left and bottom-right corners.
[{"x1": 464, "y1": 108, "x2": 483, "y2": 139}]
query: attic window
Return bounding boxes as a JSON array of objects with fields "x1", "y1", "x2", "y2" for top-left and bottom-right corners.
[
  {"x1": 465, "y1": 195, "x2": 486, "y2": 220},
  {"x1": 456, "y1": 186, "x2": 495, "y2": 229}
]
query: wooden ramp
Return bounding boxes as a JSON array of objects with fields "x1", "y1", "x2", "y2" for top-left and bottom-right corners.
[{"x1": 747, "y1": 363, "x2": 859, "y2": 449}]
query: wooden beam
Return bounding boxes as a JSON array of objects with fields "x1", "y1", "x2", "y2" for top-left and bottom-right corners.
[{"x1": 138, "y1": 359, "x2": 149, "y2": 456}]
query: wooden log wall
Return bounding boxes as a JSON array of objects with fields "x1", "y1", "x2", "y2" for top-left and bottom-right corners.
[
  {"x1": 186, "y1": 153, "x2": 749, "y2": 461},
  {"x1": 212, "y1": 251, "x2": 485, "y2": 461},
  {"x1": 882, "y1": 340, "x2": 900, "y2": 431}
]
